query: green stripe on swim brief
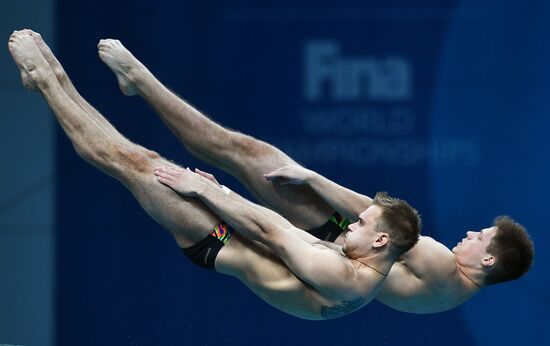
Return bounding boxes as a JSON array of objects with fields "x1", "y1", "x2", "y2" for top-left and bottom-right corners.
[{"x1": 330, "y1": 213, "x2": 350, "y2": 231}]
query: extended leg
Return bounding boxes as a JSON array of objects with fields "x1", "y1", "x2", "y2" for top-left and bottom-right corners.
[
  {"x1": 24, "y1": 30, "x2": 124, "y2": 142},
  {"x1": 98, "y1": 40, "x2": 334, "y2": 229},
  {"x1": 8, "y1": 31, "x2": 219, "y2": 250}
]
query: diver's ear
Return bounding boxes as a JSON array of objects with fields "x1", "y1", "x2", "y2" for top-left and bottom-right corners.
[
  {"x1": 373, "y1": 233, "x2": 389, "y2": 248},
  {"x1": 482, "y1": 255, "x2": 495, "y2": 267}
]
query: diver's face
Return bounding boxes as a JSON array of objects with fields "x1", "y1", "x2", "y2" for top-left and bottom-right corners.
[
  {"x1": 343, "y1": 205, "x2": 384, "y2": 257},
  {"x1": 452, "y1": 226, "x2": 498, "y2": 267}
]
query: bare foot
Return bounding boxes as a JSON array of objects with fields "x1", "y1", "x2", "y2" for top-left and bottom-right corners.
[
  {"x1": 98, "y1": 39, "x2": 144, "y2": 96},
  {"x1": 23, "y1": 29, "x2": 66, "y2": 84},
  {"x1": 9, "y1": 30, "x2": 37, "y2": 90},
  {"x1": 8, "y1": 30, "x2": 54, "y2": 91},
  {"x1": 19, "y1": 68, "x2": 37, "y2": 91}
]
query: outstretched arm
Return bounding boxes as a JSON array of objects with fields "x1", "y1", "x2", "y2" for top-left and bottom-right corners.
[
  {"x1": 264, "y1": 165, "x2": 373, "y2": 221},
  {"x1": 154, "y1": 166, "x2": 356, "y2": 296},
  {"x1": 155, "y1": 166, "x2": 285, "y2": 242}
]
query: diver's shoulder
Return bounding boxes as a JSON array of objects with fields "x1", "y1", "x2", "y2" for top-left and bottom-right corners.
[{"x1": 410, "y1": 236, "x2": 452, "y2": 256}]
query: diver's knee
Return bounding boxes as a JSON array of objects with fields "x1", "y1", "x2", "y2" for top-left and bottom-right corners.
[
  {"x1": 231, "y1": 133, "x2": 271, "y2": 159},
  {"x1": 113, "y1": 144, "x2": 159, "y2": 174}
]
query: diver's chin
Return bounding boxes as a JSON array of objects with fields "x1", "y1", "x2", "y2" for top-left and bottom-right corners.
[{"x1": 341, "y1": 243, "x2": 349, "y2": 256}]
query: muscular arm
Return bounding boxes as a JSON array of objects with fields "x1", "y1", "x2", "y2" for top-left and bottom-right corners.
[
  {"x1": 155, "y1": 166, "x2": 356, "y2": 296},
  {"x1": 198, "y1": 180, "x2": 298, "y2": 243},
  {"x1": 265, "y1": 165, "x2": 373, "y2": 221}
]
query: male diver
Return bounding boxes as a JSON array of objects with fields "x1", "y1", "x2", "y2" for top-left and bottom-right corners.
[
  {"x1": 8, "y1": 29, "x2": 420, "y2": 320},
  {"x1": 94, "y1": 36, "x2": 534, "y2": 314}
]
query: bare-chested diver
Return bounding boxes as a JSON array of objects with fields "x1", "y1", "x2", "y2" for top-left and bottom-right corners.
[
  {"x1": 93, "y1": 37, "x2": 534, "y2": 314},
  {"x1": 8, "y1": 29, "x2": 421, "y2": 320}
]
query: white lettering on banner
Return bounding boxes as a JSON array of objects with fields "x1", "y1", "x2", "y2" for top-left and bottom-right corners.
[
  {"x1": 297, "y1": 39, "x2": 480, "y2": 167},
  {"x1": 304, "y1": 41, "x2": 412, "y2": 102},
  {"x1": 280, "y1": 139, "x2": 481, "y2": 167},
  {"x1": 301, "y1": 107, "x2": 415, "y2": 136}
]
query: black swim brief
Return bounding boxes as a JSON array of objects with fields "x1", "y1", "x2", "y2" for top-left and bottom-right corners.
[
  {"x1": 182, "y1": 212, "x2": 349, "y2": 270},
  {"x1": 181, "y1": 222, "x2": 233, "y2": 271},
  {"x1": 308, "y1": 212, "x2": 350, "y2": 242}
]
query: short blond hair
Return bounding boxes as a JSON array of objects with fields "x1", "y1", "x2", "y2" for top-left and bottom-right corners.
[{"x1": 373, "y1": 192, "x2": 421, "y2": 256}]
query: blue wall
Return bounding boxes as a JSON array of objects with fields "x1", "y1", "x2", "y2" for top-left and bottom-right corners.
[{"x1": 54, "y1": 1, "x2": 548, "y2": 345}]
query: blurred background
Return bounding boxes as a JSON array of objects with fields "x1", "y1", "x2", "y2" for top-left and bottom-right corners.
[{"x1": 1, "y1": 1, "x2": 549, "y2": 345}]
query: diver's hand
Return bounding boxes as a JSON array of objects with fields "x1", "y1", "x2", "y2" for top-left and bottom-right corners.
[
  {"x1": 154, "y1": 166, "x2": 209, "y2": 197},
  {"x1": 263, "y1": 164, "x2": 314, "y2": 185},
  {"x1": 194, "y1": 168, "x2": 221, "y2": 187}
]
